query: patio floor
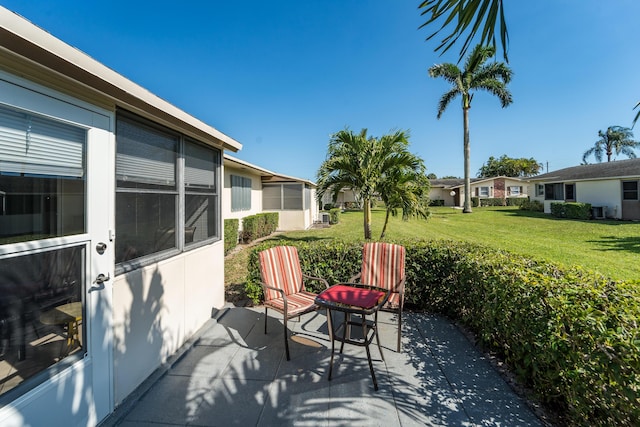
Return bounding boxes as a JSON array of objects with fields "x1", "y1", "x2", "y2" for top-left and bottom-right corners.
[{"x1": 101, "y1": 306, "x2": 544, "y2": 426}]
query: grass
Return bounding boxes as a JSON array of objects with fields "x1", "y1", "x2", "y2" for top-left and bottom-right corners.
[{"x1": 271, "y1": 206, "x2": 640, "y2": 281}]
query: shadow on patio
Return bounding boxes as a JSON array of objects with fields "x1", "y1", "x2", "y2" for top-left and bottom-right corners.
[{"x1": 103, "y1": 307, "x2": 544, "y2": 426}]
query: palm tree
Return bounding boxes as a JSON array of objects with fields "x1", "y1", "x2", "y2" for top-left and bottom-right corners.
[
  {"x1": 582, "y1": 126, "x2": 640, "y2": 163},
  {"x1": 633, "y1": 102, "x2": 640, "y2": 128},
  {"x1": 419, "y1": 0, "x2": 509, "y2": 62},
  {"x1": 428, "y1": 44, "x2": 512, "y2": 213},
  {"x1": 378, "y1": 166, "x2": 431, "y2": 240},
  {"x1": 316, "y1": 128, "x2": 424, "y2": 239}
]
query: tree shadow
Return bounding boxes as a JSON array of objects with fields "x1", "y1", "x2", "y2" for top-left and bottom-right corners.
[{"x1": 587, "y1": 235, "x2": 640, "y2": 254}]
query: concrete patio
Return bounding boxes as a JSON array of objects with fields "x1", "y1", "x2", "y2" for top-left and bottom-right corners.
[{"x1": 101, "y1": 306, "x2": 544, "y2": 426}]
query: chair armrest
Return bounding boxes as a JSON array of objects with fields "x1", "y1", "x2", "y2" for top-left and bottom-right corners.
[
  {"x1": 348, "y1": 273, "x2": 361, "y2": 283},
  {"x1": 261, "y1": 282, "x2": 286, "y2": 300},
  {"x1": 302, "y1": 273, "x2": 330, "y2": 290}
]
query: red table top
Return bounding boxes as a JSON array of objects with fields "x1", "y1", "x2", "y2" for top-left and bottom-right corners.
[{"x1": 317, "y1": 284, "x2": 385, "y2": 309}]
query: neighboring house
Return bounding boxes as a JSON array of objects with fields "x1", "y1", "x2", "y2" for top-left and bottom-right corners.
[
  {"x1": 527, "y1": 158, "x2": 640, "y2": 220},
  {"x1": 319, "y1": 187, "x2": 359, "y2": 209},
  {"x1": 0, "y1": 9, "x2": 243, "y2": 425},
  {"x1": 224, "y1": 154, "x2": 318, "y2": 232},
  {"x1": 429, "y1": 176, "x2": 527, "y2": 207}
]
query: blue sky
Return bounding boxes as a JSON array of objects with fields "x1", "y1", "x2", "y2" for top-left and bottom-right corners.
[{"x1": 3, "y1": 1, "x2": 640, "y2": 181}]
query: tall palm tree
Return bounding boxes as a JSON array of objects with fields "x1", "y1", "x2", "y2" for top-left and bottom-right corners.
[
  {"x1": 633, "y1": 102, "x2": 640, "y2": 128},
  {"x1": 582, "y1": 126, "x2": 640, "y2": 163},
  {"x1": 377, "y1": 166, "x2": 431, "y2": 240},
  {"x1": 316, "y1": 128, "x2": 423, "y2": 239},
  {"x1": 428, "y1": 44, "x2": 512, "y2": 213},
  {"x1": 419, "y1": 0, "x2": 509, "y2": 62}
]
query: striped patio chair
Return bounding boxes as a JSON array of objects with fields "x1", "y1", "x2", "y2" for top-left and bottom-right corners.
[
  {"x1": 349, "y1": 242, "x2": 406, "y2": 352},
  {"x1": 258, "y1": 245, "x2": 328, "y2": 361}
]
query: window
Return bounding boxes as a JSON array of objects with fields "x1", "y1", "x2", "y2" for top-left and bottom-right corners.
[
  {"x1": 536, "y1": 184, "x2": 544, "y2": 197},
  {"x1": 565, "y1": 184, "x2": 575, "y2": 201},
  {"x1": 0, "y1": 105, "x2": 86, "y2": 244},
  {"x1": 508, "y1": 186, "x2": 521, "y2": 196},
  {"x1": 623, "y1": 181, "x2": 638, "y2": 200},
  {"x1": 262, "y1": 183, "x2": 304, "y2": 210},
  {"x1": 115, "y1": 112, "x2": 220, "y2": 267},
  {"x1": 478, "y1": 186, "x2": 490, "y2": 197},
  {"x1": 544, "y1": 183, "x2": 564, "y2": 200},
  {"x1": 230, "y1": 175, "x2": 251, "y2": 211}
]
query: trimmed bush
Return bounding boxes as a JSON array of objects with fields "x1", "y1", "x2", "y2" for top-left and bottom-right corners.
[
  {"x1": 323, "y1": 203, "x2": 334, "y2": 210},
  {"x1": 329, "y1": 208, "x2": 341, "y2": 224},
  {"x1": 223, "y1": 218, "x2": 239, "y2": 254},
  {"x1": 241, "y1": 212, "x2": 279, "y2": 243},
  {"x1": 429, "y1": 199, "x2": 445, "y2": 206},
  {"x1": 244, "y1": 239, "x2": 640, "y2": 425},
  {"x1": 519, "y1": 199, "x2": 544, "y2": 212},
  {"x1": 551, "y1": 202, "x2": 592, "y2": 220}
]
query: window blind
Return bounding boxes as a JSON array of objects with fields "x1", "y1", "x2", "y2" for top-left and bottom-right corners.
[
  {"x1": 116, "y1": 118, "x2": 177, "y2": 186},
  {"x1": 0, "y1": 105, "x2": 85, "y2": 178},
  {"x1": 185, "y1": 141, "x2": 215, "y2": 189}
]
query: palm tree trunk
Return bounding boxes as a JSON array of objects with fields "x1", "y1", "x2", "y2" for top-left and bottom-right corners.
[
  {"x1": 380, "y1": 209, "x2": 390, "y2": 239},
  {"x1": 463, "y1": 106, "x2": 472, "y2": 213},
  {"x1": 363, "y1": 198, "x2": 372, "y2": 239}
]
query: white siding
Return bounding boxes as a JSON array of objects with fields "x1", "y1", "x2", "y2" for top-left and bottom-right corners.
[{"x1": 576, "y1": 180, "x2": 622, "y2": 219}]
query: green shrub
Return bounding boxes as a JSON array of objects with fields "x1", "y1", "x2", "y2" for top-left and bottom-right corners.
[
  {"x1": 429, "y1": 199, "x2": 445, "y2": 206},
  {"x1": 244, "y1": 239, "x2": 640, "y2": 425},
  {"x1": 471, "y1": 196, "x2": 480, "y2": 207},
  {"x1": 323, "y1": 203, "x2": 334, "y2": 210},
  {"x1": 241, "y1": 212, "x2": 279, "y2": 243},
  {"x1": 223, "y1": 219, "x2": 239, "y2": 254},
  {"x1": 519, "y1": 199, "x2": 544, "y2": 212},
  {"x1": 551, "y1": 202, "x2": 592, "y2": 219},
  {"x1": 329, "y1": 208, "x2": 341, "y2": 224}
]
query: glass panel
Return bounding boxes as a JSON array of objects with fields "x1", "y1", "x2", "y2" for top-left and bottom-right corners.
[
  {"x1": 283, "y1": 184, "x2": 302, "y2": 210},
  {"x1": 115, "y1": 192, "x2": 176, "y2": 263},
  {"x1": 0, "y1": 245, "x2": 84, "y2": 398},
  {"x1": 185, "y1": 141, "x2": 216, "y2": 190},
  {"x1": 623, "y1": 181, "x2": 638, "y2": 200},
  {"x1": 0, "y1": 173, "x2": 85, "y2": 245},
  {"x1": 116, "y1": 118, "x2": 177, "y2": 188},
  {"x1": 262, "y1": 184, "x2": 281, "y2": 210},
  {"x1": 185, "y1": 194, "x2": 217, "y2": 243}
]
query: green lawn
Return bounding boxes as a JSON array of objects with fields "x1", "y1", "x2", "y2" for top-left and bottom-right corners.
[{"x1": 278, "y1": 206, "x2": 640, "y2": 281}]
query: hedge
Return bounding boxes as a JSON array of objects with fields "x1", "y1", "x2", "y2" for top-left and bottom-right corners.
[
  {"x1": 244, "y1": 239, "x2": 640, "y2": 426},
  {"x1": 241, "y1": 212, "x2": 279, "y2": 243},
  {"x1": 329, "y1": 208, "x2": 341, "y2": 224},
  {"x1": 551, "y1": 202, "x2": 592, "y2": 220},
  {"x1": 223, "y1": 218, "x2": 239, "y2": 254}
]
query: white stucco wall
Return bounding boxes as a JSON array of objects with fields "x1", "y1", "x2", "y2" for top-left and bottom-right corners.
[
  {"x1": 222, "y1": 165, "x2": 264, "y2": 227},
  {"x1": 112, "y1": 240, "x2": 225, "y2": 404},
  {"x1": 576, "y1": 180, "x2": 621, "y2": 218}
]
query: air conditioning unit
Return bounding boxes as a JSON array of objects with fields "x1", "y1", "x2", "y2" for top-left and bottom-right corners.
[
  {"x1": 321, "y1": 212, "x2": 330, "y2": 223},
  {"x1": 592, "y1": 206, "x2": 606, "y2": 219}
]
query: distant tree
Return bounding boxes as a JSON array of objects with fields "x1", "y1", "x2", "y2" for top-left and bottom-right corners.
[
  {"x1": 419, "y1": 0, "x2": 509, "y2": 62},
  {"x1": 477, "y1": 155, "x2": 542, "y2": 177},
  {"x1": 582, "y1": 126, "x2": 640, "y2": 163},
  {"x1": 378, "y1": 167, "x2": 431, "y2": 239},
  {"x1": 316, "y1": 128, "x2": 424, "y2": 239},
  {"x1": 427, "y1": 172, "x2": 438, "y2": 179},
  {"x1": 440, "y1": 175, "x2": 460, "y2": 179},
  {"x1": 429, "y1": 44, "x2": 513, "y2": 213}
]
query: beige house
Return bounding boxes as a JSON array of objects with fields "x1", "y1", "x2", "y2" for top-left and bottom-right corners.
[
  {"x1": 0, "y1": 8, "x2": 242, "y2": 425},
  {"x1": 429, "y1": 176, "x2": 528, "y2": 207},
  {"x1": 319, "y1": 187, "x2": 359, "y2": 209},
  {"x1": 527, "y1": 158, "x2": 640, "y2": 220},
  {"x1": 224, "y1": 154, "x2": 319, "y2": 231}
]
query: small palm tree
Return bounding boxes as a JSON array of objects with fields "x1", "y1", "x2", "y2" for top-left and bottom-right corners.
[
  {"x1": 378, "y1": 166, "x2": 431, "y2": 240},
  {"x1": 316, "y1": 128, "x2": 424, "y2": 239},
  {"x1": 429, "y1": 44, "x2": 513, "y2": 213},
  {"x1": 582, "y1": 126, "x2": 640, "y2": 163}
]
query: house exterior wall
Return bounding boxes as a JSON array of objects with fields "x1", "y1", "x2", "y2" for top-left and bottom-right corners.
[
  {"x1": 112, "y1": 242, "x2": 224, "y2": 404},
  {"x1": 428, "y1": 187, "x2": 457, "y2": 206},
  {"x1": 576, "y1": 180, "x2": 621, "y2": 219},
  {"x1": 222, "y1": 164, "x2": 264, "y2": 230}
]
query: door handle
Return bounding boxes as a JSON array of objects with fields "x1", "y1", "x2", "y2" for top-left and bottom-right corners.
[{"x1": 94, "y1": 273, "x2": 110, "y2": 284}]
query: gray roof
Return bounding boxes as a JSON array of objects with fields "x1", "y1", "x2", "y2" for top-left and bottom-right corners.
[{"x1": 529, "y1": 158, "x2": 640, "y2": 182}]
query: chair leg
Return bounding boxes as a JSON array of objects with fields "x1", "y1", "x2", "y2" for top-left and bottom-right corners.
[
  {"x1": 284, "y1": 314, "x2": 290, "y2": 361},
  {"x1": 397, "y1": 308, "x2": 402, "y2": 353},
  {"x1": 264, "y1": 307, "x2": 268, "y2": 334}
]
